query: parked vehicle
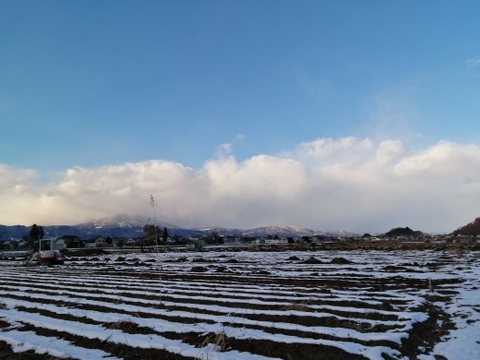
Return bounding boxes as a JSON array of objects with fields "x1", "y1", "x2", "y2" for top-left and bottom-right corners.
[{"x1": 36, "y1": 239, "x2": 64, "y2": 265}]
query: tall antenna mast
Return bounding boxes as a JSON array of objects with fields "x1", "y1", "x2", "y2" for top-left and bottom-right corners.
[{"x1": 150, "y1": 194, "x2": 159, "y2": 252}]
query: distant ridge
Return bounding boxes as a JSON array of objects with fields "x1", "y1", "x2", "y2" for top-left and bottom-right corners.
[
  {"x1": 76, "y1": 213, "x2": 179, "y2": 230},
  {"x1": 241, "y1": 225, "x2": 315, "y2": 238},
  {"x1": 0, "y1": 213, "x2": 357, "y2": 241}
]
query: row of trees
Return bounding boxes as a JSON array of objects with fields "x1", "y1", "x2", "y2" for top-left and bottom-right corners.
[
  {"x1": 23, "y1": 223, "x2": 169, "y2": 249},
  {"x1": 23, "y1": 223, "x2": 222, "y2": 249}
]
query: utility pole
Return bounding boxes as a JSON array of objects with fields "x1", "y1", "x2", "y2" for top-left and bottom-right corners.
[{"x1": 150, "y1": 194, "x2": 159, "y2": 252}]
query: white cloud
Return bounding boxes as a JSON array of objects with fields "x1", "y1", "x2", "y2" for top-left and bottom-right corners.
[
  {"x1": 0, "y1": 164, "x2": 37, "y2": 191},
  {"x1": 393, "y1": 141, "x2": 480, "y2": 178},
  {"x1": 298, "y1": 137, "x2": 358, "y2": 158},
  {"x1": 2, "y1": 138, "x2": 480, "y2": 233},
  {"x1": 466, "y1": 55, "x2": 480, "y2": 67},
  {"x1": 294, "y1": 137, "x2": 374, "y2": 166},
  {"x1": 215, "y1": 143, "x2": 233, "y2": 158},
  {"x1": 214, "y1": 134, "x2": 246, "y2": 159},
  {"x1": 376, "y1": 140, "x2": 406, "y2": 165}
]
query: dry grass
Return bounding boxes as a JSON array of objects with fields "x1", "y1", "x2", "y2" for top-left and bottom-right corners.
[{"x1": 197, "y1": 330, "x2": 229, "y2": 353}]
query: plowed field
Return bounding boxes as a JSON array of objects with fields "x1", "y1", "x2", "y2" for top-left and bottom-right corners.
[{"x1": 1, "y1": 245, "x2": 479, "y2": 359}]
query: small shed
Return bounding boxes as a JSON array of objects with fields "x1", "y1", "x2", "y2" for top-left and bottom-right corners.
[{"x1": 186, "y1": 239, "x2": 205, "y2": 250}]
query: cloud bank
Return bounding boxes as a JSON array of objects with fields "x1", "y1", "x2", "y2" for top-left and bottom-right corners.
[{"x1": 2, "y1": 137, "x2": 480, "y2": 233}]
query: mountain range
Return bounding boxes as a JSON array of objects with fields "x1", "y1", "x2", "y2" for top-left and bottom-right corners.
[{"x1": 0, "y1": 213, "x2": 358, "y2": 241}]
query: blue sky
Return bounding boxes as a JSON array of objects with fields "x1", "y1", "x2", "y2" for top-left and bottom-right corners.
[{"x1": 1, "y1": 1, "x2": 480, "y2": 233}]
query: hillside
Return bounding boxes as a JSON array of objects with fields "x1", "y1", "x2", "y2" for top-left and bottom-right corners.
[
  {"x1": 382, "y1": 227, "x2": 424, "y2": 238},
  {"x1": 453, "y1": 217, "x2": 480, "y2": 236}
]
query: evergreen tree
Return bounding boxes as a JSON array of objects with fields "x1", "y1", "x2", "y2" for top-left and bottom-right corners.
[
  {"x1": 28, "y1": 224, "x2": 45, "y2": 250},
  {"x1": 162, "y1": 227, "x2": 169, "y2": 242},
  {"x1": 143, "y1": 224, "x2": 160, "y2": 244}
]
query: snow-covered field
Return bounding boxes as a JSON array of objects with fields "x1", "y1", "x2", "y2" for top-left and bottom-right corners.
[{"x1": 1, "y1": 247, "x2": 480, "y2": 359}]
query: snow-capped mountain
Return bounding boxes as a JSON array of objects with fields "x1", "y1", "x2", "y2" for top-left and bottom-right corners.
[
  {"x1": 241, "y1": 225, "x2": 315, "y2": 238},
  {"x1": 0, "y1": 214, "x2": 357, "y2": 240},
  {"x1": 76, "y1": 213, "x2": 178, "y2": 230}
]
